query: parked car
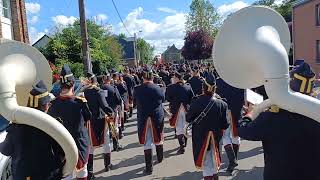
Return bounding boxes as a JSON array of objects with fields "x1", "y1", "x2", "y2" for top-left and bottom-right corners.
[{"x1": 0, "y1": 116, "x2": 11, "y2": 180}]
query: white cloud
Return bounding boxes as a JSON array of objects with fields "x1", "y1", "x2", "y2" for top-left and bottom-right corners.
[
  {"x1": 218, "y1": 1, "x2": 249, "y2": 18},
  {"x1": 29, "y1": 16, "x2": 39, "y2": 24},
  {"x1": 52, "y1": 15, "x2": 77, "y2": 26},
  {"x1": 116, "y1": 7, "x2": 186, "y2": 54},
  {"x1": 94, "y1": 14, "x2": 108, "y2": 22},
  {"x1": 29, "y1": 27, "x2": 45, "y2": 44},
  {"x1": 157, "y1": 7, "x2": 178, "y2": 14},
  {"x1": 25, "y1": 2, "x2": 41, "y2": 14},
  {"x1": 274, "y1": 0, "x2": 284, "y2": 5}
]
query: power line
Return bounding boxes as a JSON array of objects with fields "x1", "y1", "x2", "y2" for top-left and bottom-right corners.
[{"x1": 111, "y1": 0, "x2": 132, "y2": 36}]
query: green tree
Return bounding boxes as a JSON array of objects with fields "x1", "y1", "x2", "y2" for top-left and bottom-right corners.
[
  {"x1": 252, "y1": 0, "x2": 296, "y2": 22},
  {"x1": 137, "y1": 38, "x2": 155, "y2": 65},
  {"x1": 118, "y1": 33, "x2": 127, "y2": 39},
  {"x1": 185, "y1": 0, "x2": 221, "y2": 37},
  {"x1": 40, "y1": 19, "x2": 123, "y2": 77}
]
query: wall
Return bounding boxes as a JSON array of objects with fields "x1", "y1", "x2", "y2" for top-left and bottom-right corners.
[{"x1": 293, "y1": 0, "x2": 320, "y2": 74}]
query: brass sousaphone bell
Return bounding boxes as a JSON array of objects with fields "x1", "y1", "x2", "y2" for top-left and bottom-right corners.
[{"x1": 0, "y1": 39, "x2": 78, "y2": 176}]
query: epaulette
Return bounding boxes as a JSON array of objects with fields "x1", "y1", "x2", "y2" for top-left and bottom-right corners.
[
  {"x1": 268, "y1": 105, "x2": 280, "y2": 113},
  {"x1": 75, "y1": 96, "x2": 87, "y2": 103}
]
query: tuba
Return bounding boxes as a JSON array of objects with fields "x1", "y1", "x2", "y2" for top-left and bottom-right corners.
[
  {"x1": 0, "y1": 39, "x2": 78, "y2": 176},
  {"x1": 213, "y1": 6, "x2": 320, "y2": 122}
]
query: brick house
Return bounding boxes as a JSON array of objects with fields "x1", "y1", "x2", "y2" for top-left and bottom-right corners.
[
  {"x1": 292, "y1": 0, "x2": 320, "y2": 74},
  {"x1": 162, "y1": 44, "x2": 182, "y2": 63},
  {"x1": 0, "y1": 0, "x2": 29, "y2": 43}
]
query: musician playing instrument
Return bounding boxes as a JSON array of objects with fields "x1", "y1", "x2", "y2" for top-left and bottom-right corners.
[
  {"x1": 239, "y1": 62, "x2": 320, "y2": 180},
  {"x1": 133, "y1": 67, "x2": 165, "y2": 175},
  {"x1": 186, "y1": 73, "x2": 229, "y2": 180},
  {"x1": 166, "y1": 72, "x2": 194, "y2": 154},
  {"x1": 48, "y1": 65, "x2": 92, "y2": 180},
  {"x1": 83, "y1": 72, "x2": 114, "y2": 177},
  {"x1": 0, "y1": 81, "x2": 64, "y2": 180},
  {"x1": 216, "y1": 77, "x2": 245, "y2": 174}
]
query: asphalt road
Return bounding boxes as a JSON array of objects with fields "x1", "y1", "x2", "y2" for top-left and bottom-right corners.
[{"x1": 92, "y1": 111, "x2": 265, "y2": 180}]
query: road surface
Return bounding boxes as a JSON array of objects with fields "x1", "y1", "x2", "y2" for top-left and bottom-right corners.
[{"x1": 92, "y1": 111, "x2": 264, "y2": 180}]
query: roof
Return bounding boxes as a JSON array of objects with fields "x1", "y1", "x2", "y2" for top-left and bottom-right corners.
[
  {"x1": 162, "y1": 44, "x2": 181, "y2": 54},
  {"x1": 293, "y1": 0, "x2": 315, "y2": 8},
  {"x1": 32, "y1": 34, "x2": 51, "y2": 46}
]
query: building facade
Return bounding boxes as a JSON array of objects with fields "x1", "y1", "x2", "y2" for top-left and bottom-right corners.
[
  {"x1": 293, "y1": 0, "x2": 320, "y2": 74},
  {"x1": 0, "y1": 0, "x2": 28, "y2": 43},
  {"x1": 162, "y1": 44, "x2": 182, "y2": 63}
]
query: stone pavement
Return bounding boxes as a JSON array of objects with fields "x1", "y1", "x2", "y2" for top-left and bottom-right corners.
[{"x1": 92, "y1": 111, "x2": 264, "y2": 180}]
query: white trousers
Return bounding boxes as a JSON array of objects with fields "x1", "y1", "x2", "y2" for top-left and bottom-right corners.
[
  {"x1": 62, "y1": 164, "x2": 88, "y2": 179},
  {"x1": 90, "y1": 124, "x2": 112, "y2": 154},
  {"x1": 176, "y1": 106, "x2": 186, "y2": 136},
  {"x1": 203, "y1": 149, "x2": 219, "y2": 177},
  {"x1": 222, "y1": 110, "x2": 240, "y2": 145},
  {"x1": 144, "y1": 123, "x2": 163, "y2": 150}
]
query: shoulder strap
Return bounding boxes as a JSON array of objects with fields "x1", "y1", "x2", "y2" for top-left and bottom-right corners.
[{"x1": 193, "y1": 97, "x2": 216, "y2": 124}]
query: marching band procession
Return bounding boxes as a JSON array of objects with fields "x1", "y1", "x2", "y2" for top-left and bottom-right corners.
[{"x1": 0, "y1": 3, "x2": 320, "y2": 180}]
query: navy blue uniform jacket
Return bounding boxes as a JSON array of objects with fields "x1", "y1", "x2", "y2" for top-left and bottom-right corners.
[
  {"x1": 186, "y1": 95, "x2": 229, "y2": 168},
  {"x1": 134, "y1": 82, "x2": 165, "y2": 144},
  {"x1": 165, "y1": 82, "x2": 194, "y2": 115},
  {"x1": 101, "y1": 84, "x2": 122, "y2": 110},
  {"x1": 216, "y1": 78, "x2": 244, "y2": 135},
  {"x1": 0, "y1": 124, "x2": 64, "y2": 180},
  {"x1": 238, "y1": 109, "x2": 320, "y2": 180},
  {"x1": 48, "y1": 96, "x2": 92, "y2": 164}
]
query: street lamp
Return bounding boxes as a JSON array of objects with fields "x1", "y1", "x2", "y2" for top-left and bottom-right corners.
[{"x1": 134, "y1": 30, "x2": 143, "y2": 66}]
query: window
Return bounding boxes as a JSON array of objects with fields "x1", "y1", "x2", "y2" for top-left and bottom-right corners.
[
  {"x1": 0, "y1": 0, "x2": 10, "y2": 19},
  {"x1": 317, "y1": 4, "x2": 320, "y2": 26},
  {"x1": 0, "y1": 0, "x2": 12, "y2": 40},
  {"x1": 317, "y1": 40, "x2": 320, "y2": 63}
]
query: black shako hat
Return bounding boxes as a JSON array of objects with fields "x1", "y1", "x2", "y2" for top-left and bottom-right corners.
[
  {"x1": 28, "y1": 80, "x2": 51, "y2": 108},
  {"x1": 290, "y1": 62, "x2": 315, "y2": 95},
  {"x1": 60, "y1": 64, "x2": 75, "y2": 85}
]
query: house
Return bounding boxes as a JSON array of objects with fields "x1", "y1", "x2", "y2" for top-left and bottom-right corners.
[
  {"x1": 292, "y1": 0, "x2": 320, "y2": 74},
  {"x1": 118, "y1": 37, "x2": 136, "y2": 67},
  {"x1": 32, "y1": 34, "x2": 51, "y2": 49},
  {"x1": 162, "y1": 44, "x2": 182, "y2": 63},
  {"x1": 0, "y1": 0, "x2": 29, "y2": 43}
]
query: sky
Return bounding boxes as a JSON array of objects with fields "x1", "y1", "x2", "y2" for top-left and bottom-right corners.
[{"x1": 26, "y1": 0, "x2": 258, "y2": 54}]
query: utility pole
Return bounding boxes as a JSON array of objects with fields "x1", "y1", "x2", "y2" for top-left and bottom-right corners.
[
  {"x1": 78, "y1": 0, "x2": 92, "y2": 74},
  {"x1": 133, "y1": 33, "x2": 137, "y2": 66}
]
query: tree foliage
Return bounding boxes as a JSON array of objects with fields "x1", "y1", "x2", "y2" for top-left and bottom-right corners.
[
  {"x1": 181, "y1": 29, "x2": 214, "y2": 61},
  {"x1": 252, "y1": 0, "x2": 296, "y2": 22},
  {"x1": 185, "y1": 0, "x2": 221, "y2": 37},
  {"x1": 40, "y1": 19, "x2": 123, "y2": 77},
  {"x1": 137, "y1": 38, "x2": 155, "y2": 65}
]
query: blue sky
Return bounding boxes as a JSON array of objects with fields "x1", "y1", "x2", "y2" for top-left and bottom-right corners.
[{"x1": 26, "y1": 0, "x2": 256, "y2": 53}]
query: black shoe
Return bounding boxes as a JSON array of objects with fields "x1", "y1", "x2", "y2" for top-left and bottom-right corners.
[
  {"x1": 104, "y1": 153, "x2": 113, "y2": 172},
  {"x1": 177, "y1": 146, "x2": 185, "y2": 155},
  {"x1": 88, "y1": 172, "x2": 96, "y2": 180},
  {"x1": 224, "y1": 144, "x2": 237, "y2": 174},
  {"x1": 156, "y1": 145, "x2": 164, "y2": 163},
  {"x1": 144, "y1": 149, "x2": 153, "y2": 175}
]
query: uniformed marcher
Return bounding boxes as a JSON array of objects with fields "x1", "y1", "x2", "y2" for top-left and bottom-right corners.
[
  {"x1": 0, "y1": 81, "x2": 64, "y2": 180},
  {"x1": 83, "y1": 72, "x2": 114, "y2": 176},
  {"x1": 123, "y1": 68, "x2": 135, "y2": 117},
  {"x1": 133, "y1": 67, "x2": 165, "y2": 175},
  {"x1": 166, "y1": 72, "x2": 194, "y2": 154},
  {"x1": 216, "y1": 77, "x2": 245, "y2": 174},
  {"x1": 238, "y1": 62, "x2": 320, "y2": 180},
  {"x1": 186, "y1": 73, "x2": 229, "y2": 180},
  {"x1": 48, "y1": 65, "x2": 92, "y2": 180},
  {"x1": 188, "y1": 66, "x2": 204, "y2": 96}
]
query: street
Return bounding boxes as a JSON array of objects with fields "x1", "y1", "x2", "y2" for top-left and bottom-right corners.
[{"x1": 92, "y1": 110, "x2": 264, "y2": 180}]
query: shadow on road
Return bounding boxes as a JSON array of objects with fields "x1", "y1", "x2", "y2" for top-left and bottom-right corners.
[
  {"x1": 231, "y1": 166, "x2": 264, "y2": 180},
  {"x1": 238, "y1": 146, "x2": 263, "y2": 161},
  {"x1": 159, "y1": 171, "x2": 202, "y2": 180},
  {"x1": 95, "y1": 166, "x2": 146, "y2": 180}
]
